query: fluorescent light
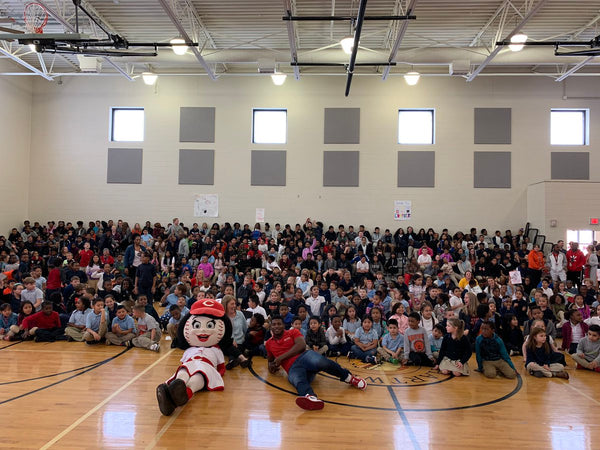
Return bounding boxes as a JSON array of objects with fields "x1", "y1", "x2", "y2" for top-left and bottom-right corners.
[
  {"x1": 142, "y1": 72, "x2": 157, "y2": 85},
  {"x1": 509, "y1": 33, "x2": 527, "y2": 52},
  {"x1": 170, "y1": 38, "x2": 188, "y2": 56},
  {"x1": 404, "y1": 71, "x2": 420, "y2": 86},
  {"x1": 341, "y1": 36, "x2": 355, "y2": 54},
  {"x1": 29, "y1": 44, "x2": 37, "y2": 52},
  {"x1": 271, "y1": 72, "x2": 287, "y2": 86}
]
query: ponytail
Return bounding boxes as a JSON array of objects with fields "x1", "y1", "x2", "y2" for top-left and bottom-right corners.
[{"x1": 448, "y1": 318, "x2": 465, "y2": 339}]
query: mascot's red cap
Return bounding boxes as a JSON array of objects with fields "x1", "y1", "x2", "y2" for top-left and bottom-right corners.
[{"x1": 190, "y1": 299, "x2": 225, "y2": 317}]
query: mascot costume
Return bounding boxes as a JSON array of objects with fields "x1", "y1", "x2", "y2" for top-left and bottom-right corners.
[{"x1": 156, "y1": 298, "x2": 233, "y2": 416}]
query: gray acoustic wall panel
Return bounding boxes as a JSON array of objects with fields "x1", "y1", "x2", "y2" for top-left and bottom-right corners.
[
  {"x1": 180, "y1": 107, "x2": 216, "y2": 143},
  {"x1": 474, "y1": 151, "x2": 511, "y2": 188},
  {"x1": 324, "y1": 108, "x2": 360, "y2": 144},
  {"x1": 474, "y1": 108, "x2": 511, "y2": 144},
  {"x1": 107, "y1": 148, "x2": 142, "y2": 184},
  {"x1": 397, "y1": 151, "x2": 435, "y2": 187},
  {"x1": 179, "y1": 150, "x2": 215, "y2": 185},
  {"x1": 323, "y1": 151, "x2": 359, "y2": 186},
  {"x1": 251, "y1": 150, "x2": 287, "y2": 186},
  {"x1": 551, "y1": 152, "x2": 589, "y2": 180}
]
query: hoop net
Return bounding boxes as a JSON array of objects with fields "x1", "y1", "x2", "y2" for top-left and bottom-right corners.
[{"x1": 24, "y1": 2, "x2": 48, "y2": 34}]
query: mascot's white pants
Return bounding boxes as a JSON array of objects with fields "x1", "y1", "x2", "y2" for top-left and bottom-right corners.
[{"x1": 174, "y1": 369, "x2": 205, "y2": 395}]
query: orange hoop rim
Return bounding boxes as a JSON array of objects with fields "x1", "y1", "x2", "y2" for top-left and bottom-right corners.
[{"x1": 24, "y1": 2, "x2": 48, "y2": 34}]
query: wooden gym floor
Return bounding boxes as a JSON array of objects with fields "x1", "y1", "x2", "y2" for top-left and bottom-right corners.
[{"x1": 0, "y1": 339, "x2": 598, "y2": 449}]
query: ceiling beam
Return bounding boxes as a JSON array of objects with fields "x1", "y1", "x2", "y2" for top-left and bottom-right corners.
[
  {"x1": 466, "y1": 0, "x2": 548, "y2": 82},
  {"x1": 283, "y1": 0, "x2": 300, "y2": 80},
  {"x1": 36, "y1": 0, "x2": 133, "y2": 81},
  {"x1": 555, "y1": 56, "x2": 595, "y2": 82},
  {"x1": 345, "y1": 0, "x2": 368, "y2": 96},
  {"x1": 382, "y1": 0, "x2": 418, "y2": 80},
  {"x1": 157, "y1": 0, "x2": 217, "y2": 80},
  {"x1": 0, "y1": 46, "x2": 53, "y2": 80}
]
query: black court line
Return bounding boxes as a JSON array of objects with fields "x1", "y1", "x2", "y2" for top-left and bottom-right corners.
[
  {"x1": 400, "y1": 374, "x2": 523, "y2": 412},
  {"x1": 0, "y1": 347, "x2": 131, "y2": 406},
  {"x1": 250, "y1": 365, "x2": 523, "y2": 412},
  {"x1": 387, "y1": 386, "x2": 422, "y2": 450},
  {"x1": 0, "y1": 341, "x2": 23, "y2": 351},
  {"x1": 0, "y1": 360, "x2": 110, "y2": 386}
]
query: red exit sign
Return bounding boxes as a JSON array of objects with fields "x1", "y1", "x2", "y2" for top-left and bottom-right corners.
[{"x1": 591, "y1": 218, "x2": 599, "y2": 225}]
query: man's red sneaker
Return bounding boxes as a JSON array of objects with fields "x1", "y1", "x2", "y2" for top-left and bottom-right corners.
[
  {"x1": 349, "y1": 375, "x2": 367, "y2": 390},
  {"x1": 295, "y1": 395, "x2": 324, "y2": 410},
  {"x1": 576, "y1": 363, "x2": 584, "y2": 370}
]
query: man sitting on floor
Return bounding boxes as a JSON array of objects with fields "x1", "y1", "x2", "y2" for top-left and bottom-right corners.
[{"x1": 265, "y1": 315, "x2": 367, "y2": 411}]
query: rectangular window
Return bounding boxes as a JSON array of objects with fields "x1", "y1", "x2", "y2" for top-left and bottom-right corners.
[
  {"x1": 551, "y1": 109, "x2": 588, "y2": 145},
  {"x1": 111, "y1": 108, "x2": 144, "y2": 142},
  {"x1": 253, "y1": 109, "x2": 287, "y2": 144},
  {"x1": 398, "y1": 109, "x2": 434, "y2": 144},
  {"x1": 567, "y1": 229, "x2": 593, "y2": 254}
]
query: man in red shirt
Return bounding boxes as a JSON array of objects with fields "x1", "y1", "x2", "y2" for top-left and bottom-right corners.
[
  {"x1": 266, "y1": 316, "x2": 367, "y2": 410},
  {"x1": 566, "y1": 242, "x2": 586, "y2": 287},
  {"x1": 21, "y1": 301, "x2": 66, "y2": 342}
]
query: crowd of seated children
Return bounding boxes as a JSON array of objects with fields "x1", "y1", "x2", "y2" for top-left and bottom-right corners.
[{"x1": 2, "y1": 219, "x2": 600, "y2": 382}]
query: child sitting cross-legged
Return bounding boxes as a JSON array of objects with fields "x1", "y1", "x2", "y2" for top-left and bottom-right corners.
[
  {"x1": 402, "y1": 312, "x2": 435, "y2": 367},
  {"x1": 131, "y1": 304, "x2": 161, "y2": 352},
  {"x1": 0, "y1": 304, "x2": 18, "y2": 341},
  {"x1": 305, "y1": 316, "x2": 328, "y2": 355},
  {"x1": 377, "y1": 318, "x2": 403, "y2": 363},
  {"x1": 349, "y1": 315, "x2": 379, "y2": 364},
  {"x1": 242, "y1": 313, "x2": 266, "y2": 358},
  {"x1": 83, "y1": 298, "x2": 107, "y2": 345},
  {"x1": 21, "y1": 301, "x2": 67, "y2": 342},
  {"x1": 571, "y1": 324, "x2": 600, "y2": 372},
  {"x1": 526, "y1": 327, "x2": 569, "y2": 379},
  {"x1": 106, "y1": 304, "x2": 136, "y2": 346},
  {"x1": 475, "y1": 321, "x2": 517, "y2": 379},
  {"x1": 429, "y1": 323, "x2": 445, "y2": 359},
  {"x1": 326, "y1": 315, "x2": 350, "y2": 356},
  {"x1": 166, "y1": 305, "x2": 183, "y2": 347},
  {"x1": 434, "y1": 318, "x2": 472, "y2": 377},
  {"x1": 64, "y1": 297, "x2": 91, "y2": 342}
]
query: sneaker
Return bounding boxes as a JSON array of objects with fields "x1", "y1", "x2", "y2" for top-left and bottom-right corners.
[
  {"x1": 348, "y1": 375, "x2": 367, "y2": 390},
  {"x1": 531, "y1": 370, "x2": 545, "y2": 378},
  {"x1": 226, "y1": 358, "x2": 240, "y2": 370},
  {"x1": 335, "y1": 351, "x2": 342, "y2": 357},
  {"x1": 365, "y1": 356, "x2": 376, "y2": 364},
  {"x1": 594, "y1": 367, "x2": 600, "y2": 373},
  {"x1": 509, "y1": 350, "x2": 516, "y2": 356},
  {"x1": 125, "y1": 340, "x2": 132, "y2": 348},
  {"x1": 150, "y1": 343, "x2": 160, "y2": 352},
  {"x1": 576, "y1": 363, "x2": 584, "y2": 370},
  {"x1": 347, "y1": 351, "x2": 355, "y2": 360},
  {"x1": 554, "y1": 371, "x2": 569, "y2": 380},
  {"x1": 295, "y1": 394, "x2": 325, "y2": 411}
]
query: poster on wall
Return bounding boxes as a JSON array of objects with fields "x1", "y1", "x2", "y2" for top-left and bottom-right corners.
[
  {"x1": 194, "y1": 194, "x2": 219, "y2": 217},
  {"x1": 255, "y1": 208, "x2": 265, "y2": 223},
  {"x1": 394, "y1": 200, "x2": 412, "y2": 221}
]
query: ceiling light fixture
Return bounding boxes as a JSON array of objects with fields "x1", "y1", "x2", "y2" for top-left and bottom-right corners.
[
  {"x1": 340, "y1": 36, "x2": 355, "y2": 55},
  {"x1": 508, "y1": 33, "x2": 527, "y2": 52},
  {"x1": 271, "y1": 72, "x2": 287, "y2": 86},
  {"x1": 142, "y1": 71, "x2": 158, "y2": 85},
  {"x1": 404, "y1": 71, "x2": 420, "y2": 86},
  {"x1": 170, "y1": 38, "x2": 188, "y2": 56}
]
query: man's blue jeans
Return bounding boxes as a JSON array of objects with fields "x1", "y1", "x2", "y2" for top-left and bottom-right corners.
[{"x1": 287, "y1": 350, "x2": 350, "y2": 396}]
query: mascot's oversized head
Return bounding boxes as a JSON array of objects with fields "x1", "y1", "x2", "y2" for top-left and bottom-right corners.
[{"x1": 176, "y1": 299, "x2": 233, "y2": 350}]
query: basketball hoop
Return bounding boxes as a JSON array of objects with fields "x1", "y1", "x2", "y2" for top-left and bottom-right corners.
[{"x1": 24, "y1": 2, "x2": 48, "y2": 34}]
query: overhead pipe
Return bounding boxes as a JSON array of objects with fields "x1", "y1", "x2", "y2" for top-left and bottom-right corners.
[
  {"x1": 283, "y1": 15, "x2": 415, "y2": 21},
  {"x1": 345, "y1": 0, "x2": 368, "y2": 97}
]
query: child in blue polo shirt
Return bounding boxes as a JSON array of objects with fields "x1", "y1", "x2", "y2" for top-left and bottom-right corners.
[
  {"x1": 106, "y1": 305, "x2": 136, "y2": 346},
  {"x1": 0, "y1": 304, "x2": 18, "y2": 340},
  {"x1": 378, "y1": 318, "x2": 403, "y2": 363}
]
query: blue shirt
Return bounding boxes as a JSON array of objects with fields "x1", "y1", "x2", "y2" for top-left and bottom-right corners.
[
  {"x1": 355, "y1": 327, "x2": 378, "y2": 344},
  {"x1": 0, "y1": 312, "x2": 18, "y2": 329},
  {"x1": 112, "y1": 315, "x2": 136, "y2": 333},
  {"x1": 164, "y1": 293, "x2": 182, "y2": 306},
  {"x1": 428, "y1": 333, "x2": 443, "y2": 352},
  {"x1": 85, "y1": 311, "x2": 104, "y2": 331},
  {"x1": 382, "y1": 333, "x2": 403, "y2": 352},
  {"x1": 69, "y1": 308, "x2": 91, "y2": 327}
]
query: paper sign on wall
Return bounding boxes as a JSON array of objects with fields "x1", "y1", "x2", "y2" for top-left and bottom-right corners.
[
  {"x1": 256, "y1": 208, "x2": 265, "y2": 223},
  {"x1": 194, "y1": 194, "x2": 219, "y2": 217},
  {"x1": 509, "y1": 270, "x2": 522, "y2": 285},
  {"x1": 394, "y1": 200, "x2": 412, "y2": 221}
]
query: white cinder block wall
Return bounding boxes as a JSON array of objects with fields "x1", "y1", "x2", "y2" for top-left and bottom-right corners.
[
  {"x1": 0, "y1": 62, "x2": 32, "y2": 234},
  {"x1": 24, "y1": 74, "x2": 600, "y2": 235}
]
